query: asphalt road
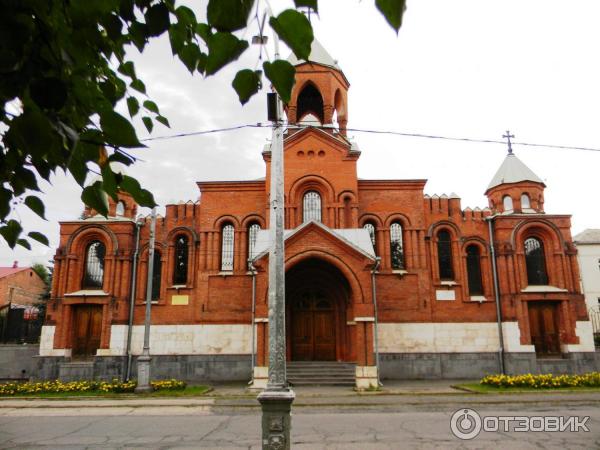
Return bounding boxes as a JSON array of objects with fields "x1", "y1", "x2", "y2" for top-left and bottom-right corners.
[{"x1": 0, "y1": 394, "x2": 598, "y2": 449}]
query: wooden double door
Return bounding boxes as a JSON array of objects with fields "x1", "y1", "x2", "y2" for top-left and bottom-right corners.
[
  {"x1": 72, "y1": 305, "x2": 103, "y2": 359},
  {"x1": 528, "y1": 302, "x2": 561, "y2": 356},
  {"x1": 291, "y1": 291, "x2": 336, "y2": 361}
]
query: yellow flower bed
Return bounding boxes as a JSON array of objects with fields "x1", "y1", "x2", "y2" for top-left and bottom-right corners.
[
  {"x1": 481, "y1": 372, "x2": 600, "y2": 389},
  {"x1": 0, "y1": 378, "x2": 186, "y2": 396}
]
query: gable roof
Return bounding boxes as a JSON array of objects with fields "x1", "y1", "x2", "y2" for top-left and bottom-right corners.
[
  {"x1": 0, "y1": 267, "x2": 29, "y2": 278},
  {"x1": 252, "y1": 221, "x2": 375, "y2": 261},
  {"x1": 287, "y1": 39, "x2": 342, "y2": 71},
  {"x1": 487, "y1": 153, "x2": 544, "y2": 191}
]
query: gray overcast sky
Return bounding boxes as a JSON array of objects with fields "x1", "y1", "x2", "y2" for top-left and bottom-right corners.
[{"x1": 2, "y1": 0, "x2": 599, "y2": 267}]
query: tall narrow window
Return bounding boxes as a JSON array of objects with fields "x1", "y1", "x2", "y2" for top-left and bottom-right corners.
[
  {"x1": 363, "y1": 222, "x2": 376, "y2": 254},
  {"x1": 303, "y1": 191, "x2": 321, "y2": 222},
  {"x1": 248, "y1": 223, "x2": 261, "y2": 260},
  {"x1": 525, "y1": 237, "x2": 548, "y2": 285},
  {"x1": 390, "y1": 222, "x2": 405, "y2": 269},
  {"x1": 521, "y1": 193, "x2": 531, "y2": 209},
  {"x1": 83, "y1": 241, "x2": 105, "y2": 288},
  {"x1": 437, "y1": 230, "x2": 454, "y2": 280},
  {"x1": 221, "y1": 224, "x2": 235, "y2": 271},
  {"x1": 173, "y1": 234, "x2": 188, "y2": 285},
  {"x1": 151, "y1": 251, "x2": 162, "y2": 300},
  {"x1": 466, "y1": 245, "x2": 483, "y2": 295},
  {"x1": 115, "y1": 201, "x2": 125, "y2": 217},
  {"x1": 503, "y1": 195, "x2": 513, "y2": 212}
]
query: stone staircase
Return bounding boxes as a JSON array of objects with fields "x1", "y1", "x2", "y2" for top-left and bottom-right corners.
[{"x1": 287, "y1": 361, "x2": 355, "y2": 386}]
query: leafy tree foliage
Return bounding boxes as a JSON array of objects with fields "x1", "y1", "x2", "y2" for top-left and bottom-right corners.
[{"x1": 0, "y1": 0, "x2": 405, "y2": 249}]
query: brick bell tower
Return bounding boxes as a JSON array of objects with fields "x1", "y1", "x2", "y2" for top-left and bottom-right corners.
[{"x1": 285, "y1": 39, "x2": 350, "y2": 136}]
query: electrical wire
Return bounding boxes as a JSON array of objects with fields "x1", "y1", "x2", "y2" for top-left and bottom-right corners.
[{"x1": 139, "y1": 123, "x2": 600, "y2": 153}]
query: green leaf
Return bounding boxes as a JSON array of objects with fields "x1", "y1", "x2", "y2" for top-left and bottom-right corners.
[
  {"x1": 16, "y1": 167, "x2": 39, "y2": 191},
  {"x1": 103, "y1": 13, "x2": 123, "y2": 40},
  {"x1": 178, "y1": 43, "x2": 202, "y2": 73},
  {"x1": 5, "y1": 109, "x2": 54, "y2": 159},
  {"x1": 0, "y1": 186, "x2": 11, "y2": 220},
  {"x1": 263, "y1": 60, "x2": 296, "y2": 103},
  {"x1": 232, "y1": 69, "x2": 261, "y2": 105},
  {"x1": 375, "y1": 0, "x2": 406, "y2": 32},
  {"x1": 28, "y1": 231, "x2": 49, "y2": 246},
  {"x1": 269, "y1": 9, "x2": 313, "y2": 61},
  {"x1": 127, "y1": 96, "x2": 140, "y2": 117},
  {"x1": 145, "y1": 3, "x2": 171, "y2": 36},
  {"x1": 101, "y1": 164, "x2": 118, "y2": 201},
  {"x1": 195, "y1": 23, "x2": 212, "y2": 42},
  {"x1": 30, "y1": 77, "x2": 68, "y2": 111},
  {"x1": 156, "y1": 115, "x2": 170, "y2": 128},
  {"x1": 0, "y1": 220, "x2": 23, "y2": 249},
  {"x1": 24, "y1": 196, "x2": 46, "y2": 220},
  {"x1": 143, "y1": 100, "x2": 159, "y2": 114},
  {"x1": 131, "y1": 78, "x2": 146, "y2": 94},
  {"x1": 175, "y1": 5, "x2": 197, "y2": 25},
  {"x1": 118, "y1": 61, "x2": 136, "y2": 79},
  {"x1": 205, "y1": 32, "x2": 249, "y2": 76},
  {"x1": 120, "y1": 175, "x2": 157, "y2": 207},
  {"x1": 142, "y1": 116, "x2": 153, "y2": 133},
  {"x1": 128, "y1": 21, "x2": 149, "y2": 51},
  {"x1": 108, "y1": 151, "x2": 135, "y2": 166},
  {"x1": 100, "y1": 110, "x2": 143, "y2": 148},
  {"x1": 17, "y1": 238, "x2": 31, "y2": 250},
  {"x1": 206, "y1": 0, "x2": 254, "y2": 32},
  {"x1": 81, "y1": 182, "x2": 109, "y2": 216},
  {"x1": 168, "y1": 24, "x2": 185, "y2": 54},
  {"x1": 294, "y1": 0, "x2": 318, "y2": 12}
]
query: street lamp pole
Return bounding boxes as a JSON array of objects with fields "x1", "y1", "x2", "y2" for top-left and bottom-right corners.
[
  {"x1": 257, "y1": 10, "x2": 295, "y2": 448},
  {"x1": 135, "y1": 207, "x2": 156, "y2": 393}
]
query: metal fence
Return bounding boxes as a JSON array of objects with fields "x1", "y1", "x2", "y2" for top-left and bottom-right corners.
[
  {"x1": 589, "y1": 306, "x2": 600, "y2": 348},
  {"x1": 0, "y1": 303, "x2": 43, "y2": 344}
]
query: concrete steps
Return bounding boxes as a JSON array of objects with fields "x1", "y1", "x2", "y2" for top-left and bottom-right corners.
[{"x1": 287, "y1": 361, "x2": 355, "y2": 386}]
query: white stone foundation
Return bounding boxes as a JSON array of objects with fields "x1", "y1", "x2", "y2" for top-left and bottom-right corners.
[
  {"x1": 561, "y1": 321, "x2": 596, "y2": 352},
  {"x1": 249, "y1": 366, "x2": 269, "y2": 389},
  {"x1": 355, "y1": 366, "x2": 378, "y2": 390}
]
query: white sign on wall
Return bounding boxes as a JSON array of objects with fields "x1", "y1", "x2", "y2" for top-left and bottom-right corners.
[{"x1": 436, "y1": 290, "x2": 456, "y2": 301}]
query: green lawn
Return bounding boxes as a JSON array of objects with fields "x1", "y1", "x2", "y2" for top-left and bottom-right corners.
[
  {"x1": 0, "y1": 385, "x2": 211, "y2": 399},
  {"x1": 456, "y1": 383, "x2": 600, "y2": 394}
]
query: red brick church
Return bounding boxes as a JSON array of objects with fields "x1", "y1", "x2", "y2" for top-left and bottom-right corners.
[{"x1": 39, "y1": 41, "x2": 597, "y2": 386}]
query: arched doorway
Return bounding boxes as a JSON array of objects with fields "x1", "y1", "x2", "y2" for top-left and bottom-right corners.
[{"x1": 286, "y1": 258, "x2": 351, "y2": 361}]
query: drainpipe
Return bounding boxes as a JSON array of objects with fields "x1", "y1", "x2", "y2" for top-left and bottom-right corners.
[
  {"x1": 487, "y1": 216, "x2": 505, "y2": 375},
  {"x1": 371, "y1": 257, "x2": 382, "y2": 386},
  {"x1": 248, "y1": 259, "x2": 257, "y2": 385},
  {"x1": 125, "y1": 218, "x2": 143, "y2": 381}
]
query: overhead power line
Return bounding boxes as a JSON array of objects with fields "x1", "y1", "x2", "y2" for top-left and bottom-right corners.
[{"x1": 140, "y1": 123, "x2": 600, "y2": 153}]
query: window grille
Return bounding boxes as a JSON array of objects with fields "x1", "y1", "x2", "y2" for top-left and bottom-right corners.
[
  {"x1": 525, "y1": 237, "x2": 549, "y2": 285},
  {"x1": 363, "y1": 223, "x2": 376, "y2": 252},
  {"x1": 221, "y1": 224, "x2": 235, "y2": 271},
  {"x1": 437, "y1": 230, "x2": 454, "y2": 280},
  {"x1": 151, "y1": 251, "x2": 161, "y2": 300},
  {"x1": 248, "y1": 223, "x2": 261, "y2": 260},
  {"x1": 303, "y1": 191, "x2": 322, "y2": 222},
  {"x1": 173, "y1": 235, "x2": 188, "y2": 285},
  {"x1": 466, "y1": 245, "x2": 483, "y2": 295},
  {"x1": 83, "y1": 241, "x2": 105, "y2": 288},
  {"x1": 390, "y1": 222, "x2": 405, "y2": 269}
]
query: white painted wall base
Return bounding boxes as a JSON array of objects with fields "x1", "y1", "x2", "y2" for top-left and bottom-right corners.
[
  {"x1": 355, "y1": 366, "x2": 378, "y2": 390},
  {"x1": 249, "y1": 366, "x2": 269, "y2": 390},
  {"x1": 38, "y1": 326, "x2": 71, "y2": 357},
  {"x1": 561, "y1": 321, "x2": 596, "y2": 352}
]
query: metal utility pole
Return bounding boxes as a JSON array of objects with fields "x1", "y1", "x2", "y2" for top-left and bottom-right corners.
[
  {"x1": 135, "y1": 207, "x2": 156, "y2": 393},
  {"x1": 257, "y1": 12, "x2": 295, "y2": 447}
]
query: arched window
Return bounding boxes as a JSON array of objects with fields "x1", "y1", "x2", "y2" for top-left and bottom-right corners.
[
  {"x1": 390, "y1": 222, "x2": 405, "y2": 270},
  {"x1": 248, "y1": 223, "x2": 261, "y2": 260},
  {"x1": 115, "y1": 201, "x2": 125, "y2": 217},
  {"x1": 437, "y1": 230, "x2": 454, "y2": 280},
  {"x1": 503, "y1": 195, "x2": 513, "y2": 212},
  {"x1": 173, "y1": 234, "x2": 188, "y2": 285},
  {"x1": 83, "y1": 240, "x2": 105, "y2": 288},
  {"x1": 221, "y1": 224, "x2": 235, "y2": 271},
  {"x1": 151, "y1": 250, "x2": 162, "y2": 301},
  {"x1": 521, "y1": 193, "x2": 531, "y2": 209},
  {"x1": 363, "y1": 222, "x2": 376, "y2": 253},
  {"x1": 525, "y1": 237, "x2": 549, "y2": 285},
  {"x1": 297, "y1": 83, "x2": 324, "y2": 123},
  {"x1": 303, "y1": 191, "x2": 321, "y2": 222},
  {"x1": 466, "y1": 245, "x2": 483, "y2": 295}
]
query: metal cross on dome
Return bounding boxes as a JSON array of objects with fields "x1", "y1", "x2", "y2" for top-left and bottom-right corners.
[{"x1": 503, "y1": 130, "x2": 515, "y2": 154}]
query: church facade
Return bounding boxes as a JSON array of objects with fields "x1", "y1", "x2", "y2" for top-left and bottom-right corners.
[{"x1": 39, "y1": 43, "x2": 597, "y2": 387}]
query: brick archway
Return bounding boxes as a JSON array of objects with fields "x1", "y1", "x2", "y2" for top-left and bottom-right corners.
[{"x1": 285, "y1": 258, "x2": 352, "y2": 362}]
